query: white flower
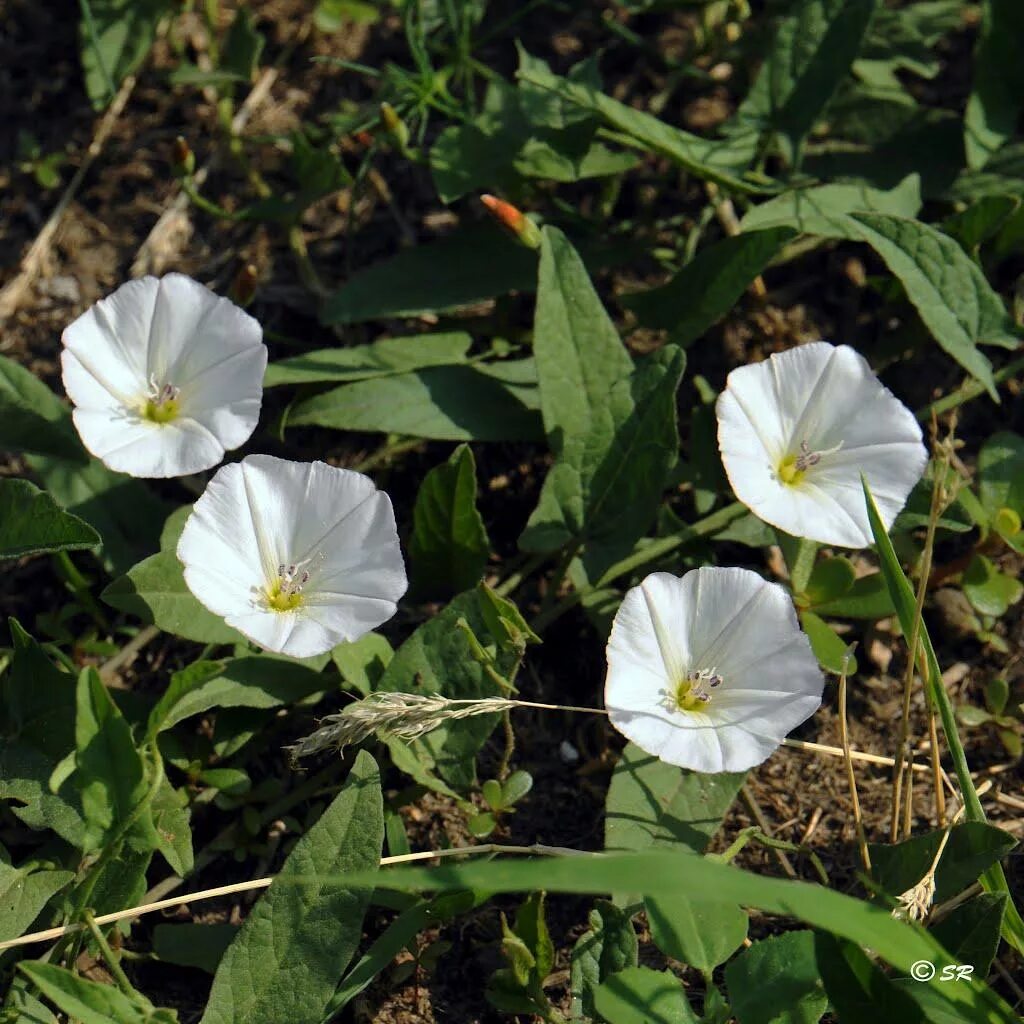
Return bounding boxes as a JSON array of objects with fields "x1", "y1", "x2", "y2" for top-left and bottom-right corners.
[
  {"x1": 61, "y1": 274, "x2": 266, "y2": 478},
  {"x1": 177, "y1": 455, "x2": 407, "y2": 659},
  {"x1": 605, "y1": 568, "x2": 822, "y2": 773},
  {"x1": 716, "y1": 342, "x2": 927, "y2": 548}
]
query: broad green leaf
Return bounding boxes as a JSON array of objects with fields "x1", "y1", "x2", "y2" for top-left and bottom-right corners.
[
  {"x1": 802, "y1": 557, "x2": 856, "y2": 607},
  {"x1": 102, "y1": 548, "x2": 246, "y2": 645},
  {"x1": 868, "y1": 822, "x2": 1018, "y2": 903},
  {"x1": 153, "y1": 923, "x2": 238, "y2": 975},
  {"x1": 800, "y1": 610, "x2": 858, "y2": 675},
  {"x1": 570, "y1": 900, "x2": 638, "y2": 1021},
  {"x1": 28, "y1": 454, "x2": 169, "y2": 576},
  {"x1": 331, "y1": 633, "x2": 393, "y2": 696},
  {"x1": 149, "y1": 777, "x2": 193, "y2": 876},
  {"x1": 376, "y1": 591, "x2": 506, "y2": 791},
  {"x1": 931, "y1": 892, "x2": 1007, "y2": 977},
  {"x1": 148, "y1": 656, "x2": 328, "y2": 734},
  {"x1": 943, "y1": 195, "x2": 1020, "y2": 255},
  {"x1": 0, "y1": 860, "x2": 74, "y2": 943},
  {"x1": 741, "y1": 176, "x2": 923, "y2": 232},
  {"x1": 409, "y1": 444, "x2": 491, "y2": 599},
  {"x1": 200, "y1": 750, "x2": 383, "y2": 1024},
  {"x1": 340, "y1": 849, "x2": 1017, "y2": 1024},
  {"x1": 79, "y1": 0, "x2": 171, "y2": 110},
  {"x1": 265, "y1": 332, "x2": 472, "y2": 386},
  {"x1": 20, "y1": 962, "x2": 175, "y2": 1024},
  {"x1": 220, "y1": 6, "x2": 263, "y2": 82},
  {"x1": 594, "y1": 966, "x2": 698, "y2": 1024},
  {"x1": 964, "y1": 0, "x2": 1024, "y2": 169},
  {"x1": 622, "y1": 228, "x2": 796, "y2": 344},
  {"x1": 522, "y1": 228, "x2": 684, "y2": 579},
  {"x1": 645, "y1": 892, "x2": 748, "y2": 972},
  {"x1": 287, "y1": 361, "x2": 543, "y2": 442},
  {"x1": 725, "y1": 931, "x2": 827, "y2": 1024},
  {"x1": 0, "y1": 478, "x2": 100, "y2": 560},
  {"x1": 977, "y1": 431, "x2": 1024, "y2": 517},
  {"x1": 515, "y1": 57, "x2": 774, "y2": 194},
  {"x1": 321, "y1": 223, "x2": 536, "y2": 324},
  {"x1": 731, "y1": 0, "x2": 880, "y2": 153},
  {"x1": 74, "y1": 667, "x2": 155, "y2": 853},
  {"x1": 811, "y1": 573, "x2": 895, "y2": 619},
  {"x1": 864, "y1": 477, "x2": 1024, "y2": 955},
  {"x1": 2, "y1": 974, "x2": 59, "y2": 1024},
  {"x1": 0, "y1": 621, "x2": 84, "y2": 844},
  {"x1": 84, "y1": 844, "x2": 152, "y2": 918},
  {"x1": 605, "y1": 743, "x2": 745, "y2": 857},
  {"x1": 814, "y1": 931, "x2": 924, "y2": 1023},
  {"x1": 0, "y1": 354, "x2": 83, "y2": 460},
  {"x1": 962, "y1": 554, "x2": 1023, "y2": 617}
]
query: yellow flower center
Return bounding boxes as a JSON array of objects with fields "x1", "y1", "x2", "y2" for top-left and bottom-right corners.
[
  {"x1": 143, "y1": 396, "x2": 180, "y2": 424},
  {"x1": 670, "y1": 668, "x2": 721, "y2": 712},
  {"x1": 778, "y1": 454, "x2": 804, "y2": 486},
  {"x1": 266, "y1": 580, "x2": 304, "y2": 612},
  {"x1": 777, "y1": 439, "x2": 843, "y2": 487}
]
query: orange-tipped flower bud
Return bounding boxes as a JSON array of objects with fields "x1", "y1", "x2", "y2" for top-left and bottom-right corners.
[
  {"x1": 171, "y1": 136, "x2": 195, "y2": 177},
  {"x1": 481, "y1": 194, "x2": 541, "y2": 249},
  {"x1": 229, "y1": 263, "x2": 259, "y2": 308}
]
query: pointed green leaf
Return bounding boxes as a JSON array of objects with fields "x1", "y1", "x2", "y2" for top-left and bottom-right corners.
[
  {"x1": 645, "y1": 892, "x2": 748, "y2": 972},
  {"x1": 331, "y1": 632, "x2": 394, "y2": 696},
  {"x1": 570, "y1": 900, "x2": 638, "y2": 1021},
  {"x1": 20, "y1": 962, "x2": 174, "y2": 1024},
  {"x1": 199, "y1": 750, "x2": 383, "y2": 1024},
  {"x1": 0, "y1": 354, "x2": 83, "y2": 461},
  {"x1": 725, "y1": 931, "x2": 827, "y2": 1024},
  {"x1": 594, "y1": 966, "x2": 698, "y2": 1024},
  {"x1": 0, "y1": 479, "x2": 100, "y2": 560},
  {"x1": 931, "y1": 892, "x2": 1007, "y2": 977},
  {"x1": 800, "y1": 610, "x2": 858, "y2": 675},
  {"x1": 0, "y1": 860, "x2": 74, "y2": 944}
]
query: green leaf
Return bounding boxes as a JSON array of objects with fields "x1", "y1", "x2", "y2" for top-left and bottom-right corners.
[
  {"x1": 867, "y1": 821, "x2": 1018, "y2": 903},
  {"x1": 102, "y1": 548, "x2": 246, "y2": 645},
  {"x1": 376, "y1": 591, "x2": 507, "y2": 792},
  {"x1": 79, "y1": 0, "x2": 171, "y2": 110},
  {"x1": 0, "y1": 353, "x2": 83, "y2": 460},
  {"x1": 522, "y1": 228, "x2": 684, "y2": 578},
  {"x1": 321, "y1": 223, "x2": 537, "y2": 324},
  {"x1": 331, "y1": 632, "x2": 394, "y2": 696},
  {"x1": 0, "y1": 860, "x2": 74, "y2": 943},
  {"x1": 514, "y1": 891, "x2": 555, "y2": 980},
  {"x1": 570, "y1": 900, "x2": 638, "y2": 1021},
  {"x1": 501, "y1": 769, "x2": 533, "y2": 807},
  {"x1": 725, "y1": 931, "x2": 828, "y2": 1024},
  {"x1": 962, "y1": 554, "x2": 1023, "y2": 617},
  {"x1": 802, "y1": 557, "x2": 857, "y2": 607},
  {"x1": 314, "y1": 0, "x2": 379, "y2": 31},
  {"x1": 622, "y1": 228, "x2": 796, "y2": 344},
  {"x1": 0, "y1": 621, "x2": 85, "y2": 844},
  {"x1": 153, "y1": 923, "x2": 238, "y2": 975},
  {"x1": 200, "y1": 751, "x2": 383, "y2": 1024},
  {"x1": 814, "y1": 931, "x2": 925, "y2": 1024},
  {"x1": 74, "y1": 667, "x2": 154, "y2": 853},
  {"x1": 345, "y1": 848, "x2": 1018, "y2": 1023},
  {"x1": 0, "y1": 478, "x2": 100, "y2": 560},
  {"x1": 978, "y1": 431, "x2": 1024, "y2": 518},
  {"x1": 864, "y1": 476, "x2": 1024, "y2": 955},
  {"x1": 516, "y1": 57, "x2": 774, "y2": 194},
  {"x1": 800, "y1": 611, "x2": 857, "y2": 676},
  {"x1": 28, "y1": 454, "x2": 169, "y2": 576},
  {"x1": 593, "y1": 966, "x2": 698, "y2": 1024},
  {"x1": 220, "y1": 6, "x2": 263, "y2": 82},
  {"x1": 964, "y1": 0, "x2": 1024, "y2": 168},
  {"x1": 149, "y1": 777, "x2": 193, "y2": 876},
  {"x1": 476, "y1": 584, "x2": 541, "y2": 652},
  {"x1": 148, "y1": 656, "x2": 327, "y2": 734},
  {"x1": 645, "y1": 892, "x2": 748, "y2": 972},
  {"x1": 20, "y1": 962, "x2": 174, "y2": 1024},
  {"x1": 265, "y1": 332, "x2": 472, "y2": 387},
  {"x1": 811, "y1": 573, "x2": 895, "y2": 619},
  {"x1": 932, "y1": 892, "x2": 1007, "y2": 977},
  {"x1": 409, "y1": 444, "x2": 491, "y2": 599},
  {"x1": 287, "y1": 361, "x2": 542, "y2": 442},
  {"x1": 943, "y1": 195, "x2": 1020, "y2": 255},
  {"x1": 740, "y1": 174, "x2": 922, "y2": 231},
  {"x1": 605, "y1": 743, "x2": 745, "y2": 857},
  {"x1": 731, "y1": 0, "x2": 880, "y2": 153}
]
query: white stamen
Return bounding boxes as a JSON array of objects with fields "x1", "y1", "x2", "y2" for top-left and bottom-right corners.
[{"x1": 794, "y1": 438, "x2": 843, "y2": 472}]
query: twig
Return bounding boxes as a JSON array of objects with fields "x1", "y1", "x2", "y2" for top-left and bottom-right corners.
[
  {"x1": 837, "y1": 649, "x2": 870, "y2": 873},
  {"x1": 782, "y1": 737, "x2": 928, "y2": 772},
  {"x1": 98, "y1": 625, "x2": 160, "y2": 683},
  {"x1": 705, "y1": 182, "x2": 767, "y2": 297},
  {"x1": 740, "y1": 784, "x2": 796, "y2": 878},
  {"x1": 0, "y1": 72, "x2": 137, "y2": 325},
  {"x1": 0, "y1": 844, "x2": 574, "y2": 952}
]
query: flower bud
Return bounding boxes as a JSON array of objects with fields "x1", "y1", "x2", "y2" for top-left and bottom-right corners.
[
  {"x1": 229, "y1": 263, "x2": 259, "y2": 308},
  {"x1": 481, "y1": 194, "x2": 541, "y2": 250},
  {"x1": 171, "y1": 136, "x2": 195, "y2": 177},
  {"x1": 379, "y1": 102, "x2": 409, "y2": 150}
]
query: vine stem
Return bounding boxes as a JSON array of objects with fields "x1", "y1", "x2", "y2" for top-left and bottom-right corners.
[{"x1": 0, "y1": 844, "x2": 581, "y2": 952}]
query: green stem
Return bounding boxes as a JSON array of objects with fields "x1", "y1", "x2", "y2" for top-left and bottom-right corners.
[
  {"x1": 916, "y1": 355, "x2": 1024, "y2": 421},
  {"x1": 532, "y1": 501, "x2": 747, "y2": 631},
  {"x1": 84, "y1": 912, "x2": 135, "y2": 996},
  {"x1": 181, "y1": 178, "x2": 245, "y2": 221}
]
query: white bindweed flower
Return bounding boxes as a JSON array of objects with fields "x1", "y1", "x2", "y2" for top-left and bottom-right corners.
[
  {"x1": 61, "y1": 274, "x2": 266, "y2": 478},
  {"x1": 716, "y1": 342, "x2": 927, "y2": 548},
  {"x1": 605, "y1": 568, "x2": 823, "y2": 773},
  {"x1": 177, "y1": 455, "x2": 407, "y2": 658}
]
